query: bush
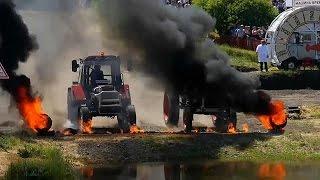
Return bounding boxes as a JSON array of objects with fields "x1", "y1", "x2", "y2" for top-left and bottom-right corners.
[{"x1": 193, "y1": 0, "x2": 278, "y2": 35}]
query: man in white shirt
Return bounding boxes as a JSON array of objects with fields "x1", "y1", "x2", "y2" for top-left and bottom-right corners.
[{"x1": 256, "y1": 39, "x2": 269, "y2": 72}]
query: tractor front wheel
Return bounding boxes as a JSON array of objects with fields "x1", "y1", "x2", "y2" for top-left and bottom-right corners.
[
  {"x1": 67, "y1": 88, "x2": 80, "y2": 129},
  {"x1": 80, "y1": 107, "x2": 91, "y2": 122},
  {"x1": 117, "y1": 114, "x2": 130, "y2": 133},
  {"x1": 126, "y1": 105, "x2": 136, "y2": 125}
]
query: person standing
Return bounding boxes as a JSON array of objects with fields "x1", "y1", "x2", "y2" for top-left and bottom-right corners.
[{"x1": 256, "y1": 39, "x2": 269, "y2": 72}]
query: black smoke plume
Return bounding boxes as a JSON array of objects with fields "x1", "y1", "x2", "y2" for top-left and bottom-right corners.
[
  {"x1": 0, "y1": 0, "x2": 38, "y2": 107},
  {"x1": 96, "y1": 0, "x2": 270, "y2": 114}
]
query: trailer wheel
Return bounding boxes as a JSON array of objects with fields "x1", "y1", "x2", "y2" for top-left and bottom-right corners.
[
  {"x1": 117, "y1": 114, "x2": 130, "y2": 133},
  {"x1": 163, "y1": 90, "x2": 180, "y2": 127},
  {"x1": 214, "y1": 109, "x2": 237, "y2": 133},
  {"x1": 183, "y1": 108, "x2": 193, "y2": 133},
  {"x1": 281, "y1": 57, "x2": 298, "y2": 70}
]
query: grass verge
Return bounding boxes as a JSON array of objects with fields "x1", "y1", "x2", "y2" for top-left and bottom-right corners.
[
  {"x1": 301, "y1": 105, "x2": 320, "y2": 119},
  {"x1": 0, "y1": 135, "x2": 76, "y2": 179}
]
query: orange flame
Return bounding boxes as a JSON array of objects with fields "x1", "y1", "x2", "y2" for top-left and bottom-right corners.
[
  {"x1": 242, "y1": 123, "x2": 249, "y2": 133},
  {"x1": 258, "y1": 163, "x2": 286, "y2": 180},
  {"x1": 63, "y1": 130, "x2": 73, "y2": 136},
  {"x1": 257, "y1": 100, "x2": 288, "y2": 131},
  {"x1": 130, "y1": 124, "x2": 145, "y2": 134},
  {"x1": 80, "y1": 119, "x2": 93, "y2": 134},
  {"x1": 206, "y1": 127, "x2": 214, "y2": 133},
  {"x1": 62, "y1": 128, "x2": 77, "y2": 136},
  {"x1": 227, "y1": 123, "x2": 237, "y2": 133},
  {"x1": 16, "y1": 87, "x2": 51, "y2": 133}
]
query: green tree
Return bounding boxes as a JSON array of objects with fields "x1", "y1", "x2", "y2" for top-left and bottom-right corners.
[
  {"x1": 229, "y1": 0, "x2": 278, "y2": 27},
  {"x1": 193, "y1": 0, "x2": 278, "y2": 35}
]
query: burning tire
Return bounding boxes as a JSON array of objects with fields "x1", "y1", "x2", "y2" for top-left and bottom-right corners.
[
  {"x1": 214, "y1": 109, "x2": 237, "y2": 133},
  {"x1": 183, "y1": 108, "x2": 193, "y2": 133},
  {"x1": 163, "y1": 90, "x2": 179, "y2": 127},
  {"x1": 36, "y1": 114, "x2": 52, "y2": 135}
]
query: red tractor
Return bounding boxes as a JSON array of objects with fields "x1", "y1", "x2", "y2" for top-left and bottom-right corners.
[{"x1": 67, "y1": 55, "x2": 136, "y2": 132}]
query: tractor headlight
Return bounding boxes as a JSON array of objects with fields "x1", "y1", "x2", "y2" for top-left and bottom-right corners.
[{"x1": 93, "y1": 86, "x2": 102, "y2": 94}]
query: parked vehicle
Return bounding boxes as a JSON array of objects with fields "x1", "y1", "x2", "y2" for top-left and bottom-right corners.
[{"x1": 266, "y1": 5, "x2": 320, "y2": 70}]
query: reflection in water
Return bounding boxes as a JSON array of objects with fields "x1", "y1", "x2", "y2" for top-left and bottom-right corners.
[
  {"x1": 258, "y1": 163, "x2": 286, "y2": 180},
  {"x1": 79, "y1": 161, "x2": 320, "y2": 180}
]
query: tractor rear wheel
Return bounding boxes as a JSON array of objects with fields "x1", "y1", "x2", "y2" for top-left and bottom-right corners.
[
  {"x1": 163, "y1": 90, "x2": 180, "y2": 127},
  {"x1": 183, "y1": 108, "x2": 193, "y2": 133}
]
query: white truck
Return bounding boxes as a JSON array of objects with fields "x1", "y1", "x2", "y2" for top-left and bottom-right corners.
[{"x1": 266, "y1": 5, "x2": 320, "y2": 70}]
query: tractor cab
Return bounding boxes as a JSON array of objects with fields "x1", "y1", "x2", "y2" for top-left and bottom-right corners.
[{"x1": 73, "y1": 55, "x2": 123, "y2": 92}]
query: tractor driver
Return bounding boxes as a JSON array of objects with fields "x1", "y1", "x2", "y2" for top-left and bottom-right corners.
[{"x1": 90, "y1": 65, "x2": 104, "y2": 87}]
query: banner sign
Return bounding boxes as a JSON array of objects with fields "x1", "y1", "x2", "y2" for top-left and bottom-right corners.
[{"x1": 293, "y1": 0, "x2": 320, "y2": 7}]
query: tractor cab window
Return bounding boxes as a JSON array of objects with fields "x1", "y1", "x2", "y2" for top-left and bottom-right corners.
[
  {"x1": 301, "y1": 33, "x2": 312, "y2": 43},
  {"x1": 89, "y1": 64, "x2": 112, "y2": 87}
]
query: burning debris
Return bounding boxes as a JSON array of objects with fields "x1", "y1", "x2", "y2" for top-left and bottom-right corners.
[
  {"x1": 242, "y1": 123, "x2": 249, "y2": 133},
  {"x1": 16, "y1": 86, "x2": 52, "y2": 133},
  {"x1": 0, "y1": 0, "x2": 52, "y2": 134},
  {"x1": 227, "y1": 123, "x2": 237, "y2": 134},
  {"x1": 80, "y1": 119, "x2": 93, "y2": 134},
  {"x1": 257, "y1": 100, "x2": 287, "y2": 132},
  {"x1": 130, "y1": 124, "x2": 145, "y2": 134}
]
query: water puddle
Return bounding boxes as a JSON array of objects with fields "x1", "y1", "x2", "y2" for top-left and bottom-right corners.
[{"x1": 79, "y1": 161, "x2": 320, "y2": 180}]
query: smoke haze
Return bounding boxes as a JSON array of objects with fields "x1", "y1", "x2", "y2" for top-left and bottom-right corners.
[
  {"x1": 17, "y1": 4, "x2": 103, "y2": 128},
  {"x1": 0, "y1": 0, "x2": 38, "y2": 126},
  {"x1": 95, "y1": 0, "x2": 270, "y2": 114},
  {"x1": 1, "y1": 0, "x2": 272, "y2": 129}
]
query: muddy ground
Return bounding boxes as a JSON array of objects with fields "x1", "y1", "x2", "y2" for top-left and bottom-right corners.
[{"x1": 1, "y1": 72, "x2": 320, "y2": 174}]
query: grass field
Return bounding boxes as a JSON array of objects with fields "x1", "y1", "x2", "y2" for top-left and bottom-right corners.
[{"x1": 219, "y1": 45, "x2": 259, "y2": 72}]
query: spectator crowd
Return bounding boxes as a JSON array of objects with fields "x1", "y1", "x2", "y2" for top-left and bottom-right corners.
[
  {"x1": 165, "y1": 0, "x2": 192, "y2": 8},
  {"x1": 272, "y1": 0, "x2": 286, "y2": 13},
  {"x1": 221, "y1": 25, "x2": 268, "y2": 49},
  {"x1": 230, "y1": 25, "x2": 267, "y2": 40}
]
